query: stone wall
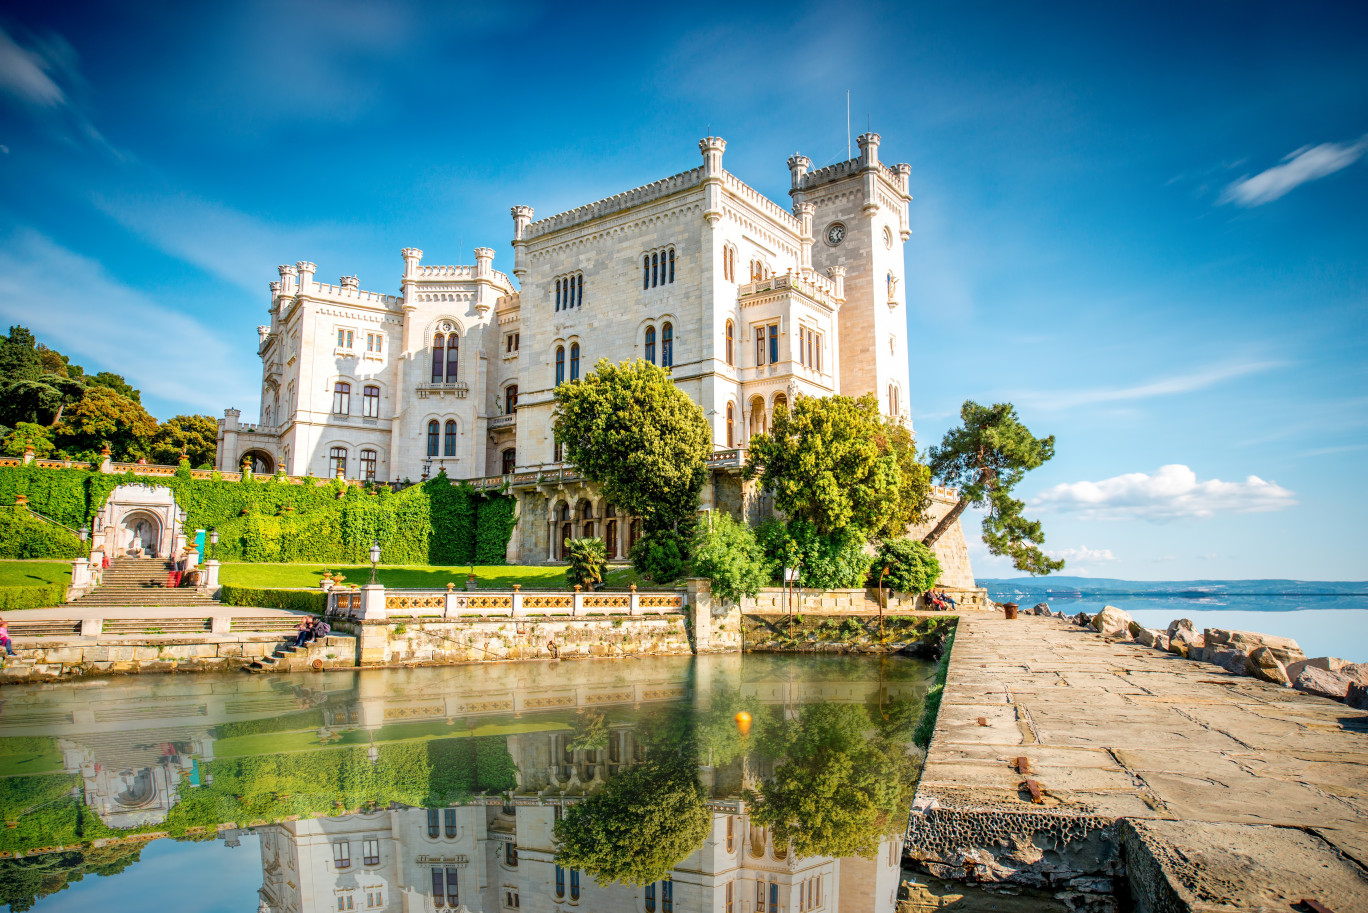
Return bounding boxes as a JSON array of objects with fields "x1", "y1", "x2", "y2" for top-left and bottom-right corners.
[{"x1": 909, "y1": 488, "x2": 977, "y2": 590}]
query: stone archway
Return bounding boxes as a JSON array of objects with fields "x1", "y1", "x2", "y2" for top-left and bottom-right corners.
[
  {"x1": 121, "y1": 510, "x2": 162, "y2": 558},
  {"x1": 241, "y1": 449, "x2": 275, "y2": 474},
  {"x1": 92, "y1": 484, "x2": 184, "y2": 561}
]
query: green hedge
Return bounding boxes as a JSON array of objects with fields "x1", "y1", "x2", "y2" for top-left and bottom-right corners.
[
  {"x1": 0, "y1": 584, "x2": 67, "y2": 610},
  {"x1": 0, "y1": 509, "x2": 83, "y2": 559},
  {"x1": 0, "y1": 466, "x2": 516, "y2": 566},
  {"x1": 218, "y1": 584, "x2": 326, "y2": 613},
  {"x1": 213, "y1": 709, "x2": 327, "y2": 740}
]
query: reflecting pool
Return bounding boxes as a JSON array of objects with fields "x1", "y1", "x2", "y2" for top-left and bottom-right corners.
[{"x1": 0, "y1": 653, "x2": 936, "y2": 912}]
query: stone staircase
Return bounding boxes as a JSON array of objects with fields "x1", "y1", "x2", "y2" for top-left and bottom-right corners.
[
  {"x1": 247, "y1": 634, "x2": 357, "y2": 673},
  {"x1": 72, "y1": 557, "x2": 218, "y2": 608}
]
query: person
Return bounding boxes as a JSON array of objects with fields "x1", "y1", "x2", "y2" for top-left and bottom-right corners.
[
  {"x1": 0, "y1": 617, "x2": 15, "y2": 656},
  {"x1": 926, "y1": 590, "x2": 948, "y2": 611},
  {"x1": 939, "y1": 590, "x2": 958, "y2": 610},
  {"x1": 294, "y1": 616, "x2": 316, "y2": 648},
  {"x1": 314, "y1": 617, "x2": 331, "y2": 640}
]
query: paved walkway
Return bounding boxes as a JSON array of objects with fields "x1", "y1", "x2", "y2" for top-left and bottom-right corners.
[
  {"x1": 8, "y1": 604, "x2": 305, "y2": 619},
  {"x1": 909, "y1": 612, "x2": 1368, "y2": 912}
]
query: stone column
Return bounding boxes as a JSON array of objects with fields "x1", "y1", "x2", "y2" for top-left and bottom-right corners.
[
  {"x1": 687, "y1": 578, "x2": 712, "y2": 652},
  {"x1": 202, "y1": 560, "x2": 221, "y2": 594},
  {"x1": 359, "y1": 583, "x2": 386, "y2": 620}
]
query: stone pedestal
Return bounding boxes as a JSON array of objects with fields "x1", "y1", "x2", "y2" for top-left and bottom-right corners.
[
  {"x1": 202, "y1": 560, "x2": 221, "y2": 593},
  {"x1": 359, "y1": 583, "x2": 386, "y2": 620}
]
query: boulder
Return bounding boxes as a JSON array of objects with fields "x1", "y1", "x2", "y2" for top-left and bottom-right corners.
[
  {"x1": 1166, "y1": 618, "x2": 1195, "y2": 639},
  {"x1": 1168, "y1": 640, "x2": 1189, "y2": 658},
  {"x1": 1294, "y1": 667, "x2": 1353, "y2": 702},
  {"x1": 1132, "y1": 627, "x2": 1162, "y2": 648},
  {"x1": 1092, "y1": 605, "x2": 1134, "y2": 637},
  {"x1": 1031, "y1": 602, "x2": 1051, "y2": 616},
  {"x1": 1167, "y1": 619, "x2": 1202, "y2": 650},
  {"x1": 1247, "y1": 646, "x2": 1290, "y2": 685},
  {"x1": 1202, "y1": 628, "x2": 1305, "y2": 664},
  {"x1": 1347, "y1": 682, "x2": 1368, "y2": 712},
  {"x1": 1341, "y1": 662, "x2": 1368, "y2": 686},
  {"x1": 1073, "y1": 612, "x2": 1091, "y2": 627},
  {"x1": 1205, "y1": 647, "x2": 1249, "y2": 675},
  {"x1": 1154, "y1": 633, "x2": 1170, "y2": 652},
  {"x1": 1285, "y1": 656, "x2": 1348, "y2": 682}
]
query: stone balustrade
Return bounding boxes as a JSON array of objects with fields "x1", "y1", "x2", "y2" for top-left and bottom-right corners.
[{"x1": 327, "y1": 584, "x2": 686, "y2": 621}]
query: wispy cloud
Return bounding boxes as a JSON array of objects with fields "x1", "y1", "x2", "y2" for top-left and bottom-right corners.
[
  {"x1": 0, "y1": 23, "x2": 122, "y2": 156},
  {"x1": 1051, "y1": 546, "x2": 1117, "y2": 563},
  {"x1": 1014, "y1": 360, "x2": 1283, "y2": 411},
  {"x1": 0, "y1": 25, "x2": 65, "y2": 107},
  {"x1": 1032, "y1": 464, "x2": 1296, "y2": 521},
  {"x1": 0, "y1": 229, "x2": 256, "y2": 413},
  {"x1": 1220, "y1": 135, "x2": 1368, "y2": 206}
]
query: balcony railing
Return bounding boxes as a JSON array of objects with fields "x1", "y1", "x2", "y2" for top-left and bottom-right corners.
[{"x1": 416, "y1": 381, "x2": 469, "y2": 399}]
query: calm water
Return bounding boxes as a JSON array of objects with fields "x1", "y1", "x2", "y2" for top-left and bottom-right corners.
[
  {"x1": 985, "y1": 590, "x2": 1368, "y2": 663},
  {"x1": 0, "y1": 654, "x2": 935, "y2": 912}
]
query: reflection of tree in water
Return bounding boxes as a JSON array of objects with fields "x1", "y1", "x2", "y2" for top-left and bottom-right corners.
[
  {"x1": 0, "y1": 843, "x2": 144, "y2": 912},
  {"x1": 566, "y1": 709, "x2": 610, "y2": 753}
]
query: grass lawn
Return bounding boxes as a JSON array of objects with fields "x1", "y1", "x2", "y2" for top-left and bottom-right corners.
[
  {"x1": 219, "y1": 563, "x2": 655, "y2": 590},
  {"x1": 0, "y1": 561, "x2": 71, "y2": 587},
  {"x1": 0, "y1": 738, "x2": 65, "y2": 777}
]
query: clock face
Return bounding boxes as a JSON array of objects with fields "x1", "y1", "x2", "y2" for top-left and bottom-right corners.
[
  {"x1": 826, "y1": 223, "x2": 846, "y2": 245},
  {"x1": 883, "y1": 226, "x2": 894, "y2": 249}
]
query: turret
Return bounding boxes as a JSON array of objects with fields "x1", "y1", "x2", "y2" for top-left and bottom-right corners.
[
  {"x1": 795, "y1": 202, "x2": 815, "y2": 271},
  {"x1": 295, "y1": 261, "x2": 316, "y2": 295},
  {"x1": 401, "y1": 248, "x2": 423, "y2": 309},
  {"x1": 787, "y1": 153, "x2": 811, "y2": 205},
  {"x1": 474, "y1": 247, "x2": 494, "y2": 279},
  {"x1": 510, "y1": 207, "x2": 533, "y2": 281},
  {"x1": 339, "y1": 275, "x2": 359, "y2": 291},
  {"x1": 699, "y1": 137, "x2": 727, "y2": 226},
  {"x1": 277, "y1": 264, "x2": 298, "y2": 295},
  {"x1": 857, "y1": 132, "x2": 881, "y2": 169},
  {"x1": 826, "y1": 265, "x2": 846, "y2": 302}
]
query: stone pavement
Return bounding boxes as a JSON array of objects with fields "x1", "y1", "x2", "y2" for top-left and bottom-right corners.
[
  {"x1": 8, "y1": 604, "x2": 304, "y2": 619},
  {"x1": 907, "y1": 612, "x2": 1368, "y2": 912}
]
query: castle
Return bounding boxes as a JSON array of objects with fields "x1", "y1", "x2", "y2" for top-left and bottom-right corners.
[{"x1": 216, "y1": 134, "x2": 974, "y2": 585}]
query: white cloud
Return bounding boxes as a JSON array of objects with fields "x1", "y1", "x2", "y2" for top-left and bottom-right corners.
[
  {"x1": 0, "y1": 24, "x2": 122, "y2": 157},
  {"x1": 1015, "y1": 360, "x2": 1282, "y2": 411},
  {"x1": 1051, "y1": 546, "x2": 1117, "y2": 563},
  {"x1": 0, "y1": 26, "x2": 65, "y2": 107},
  {"x1": 1220, "y1": 135, "x2": 1368, "y2": 206},
  {"x1": 1032, "y1": 464, "x2": 1296, "y2": 520},
  {"x1": 0, "y1": 229, "x2": 256, "y2": 414}
]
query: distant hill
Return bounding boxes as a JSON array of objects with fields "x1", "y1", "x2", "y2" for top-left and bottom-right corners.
[{"x1": 979, "y1": 577, "x2": 1368, "y2": 598}]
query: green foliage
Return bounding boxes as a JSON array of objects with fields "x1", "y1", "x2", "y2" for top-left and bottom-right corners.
[
  {"x1": 928, "y1": 401, "x2": 1063, "y2": 575},
  {"x1": 913, "y1": 627, "x2": 954, "y2": 749},
  {"x1": 149, "y1": 414, "x2": 217, "y2": 467},
  {"x1": 564, "y1": 537, "x2": 607, "y2": 590},
  {"x1": 213, "y1": 709, "x2": 326, "y2": 739},
  {"x1": 2, "y1": 423, "x2": 57, "y2": 458},
  {"x1": 629, "y1": 527, "x2": 687, "y2": 584},
  {"x1": 0, "y1": 842, "x2": 144, "y2": 912},
  {"x1": 217, "y1": 585, "x2": 326, "y2": 613},
  {"x1": 755, "y1": 520, "x2": 874, "y2": 589},
  {"x1": 0, "y1": 327, "x2": 43, "y2": 384},
  {"x1": 745, "y1": 394, "x2": 931, "y2": 539},
  {"x1": 54, "y1": 386, "x2": 157, "y2": 461},
  {"x1": 0, "y1": 510, "x2": 82, "y2": 560},
  {"x1": 553, "y1": 760, "x2": 711, "y2": 886},
  {"x1": 872, "y1": 538, "x2": 942, "y2": 594},
  {"x1": 475, "y1": 495, "x2": 517, "y2": 564},
  {"x1": 566, "y1": 710, "x2": 610, "y2": 753},
  {"x1": 749, "y1": 703, "x2": 917, "y2": 859},
  {"x1": 86, "y1": 372, "x2": 141, "y2": 403},
  {"x1": 553, "y1": 358, "x2": 711, "y2": 536},
  {"x1": 690, "y1": 511, "x2": 768, "y2": 604},
  {"x1": 0, "y1": 584, "x2": 67, "y2": 610}
]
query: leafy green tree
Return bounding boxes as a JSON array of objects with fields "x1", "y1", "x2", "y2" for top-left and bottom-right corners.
[
  {"x1": 564, "y1": 537, "x2": 608, "y2": 590},
  {"x1": 554, "y1": 760, "x2": 711, "y2": 885},
  {"x1": 755, "y1": 519, "x2": 874, "y2": 589},
  {"x1": 749, "y1": 703, "x2": 917, "y2": 859},
  {"x1": 630, "y1": 527, "x2": 688, "y2": 584},
  {"x1": 690, "y1": 511, "x2": 768, "y2": 604},
  {"x1": 0, "y1": 327, "x2": 42, "y2": 383},
  {"x1": 924, "y1": 401, "x2": 1063, "y2": 575},
  {"x1": 567, "y1": 710, "x2": 610, "y2": 752},
  {"x1": 0, "y1": 329, "x2": 85, "y2": 427},
  {"x1": 553, "y1": 359, "x2": 712, "y2": 537},
  {"x1": 54, "y1": 385, "x2": 158, "y2": 461},
  {"x1": 1, "y1": 422, "x2": 58, "y2": 458},
  {"x1": 744, "y1": 394, "x2": 930, "y2": 539},
  {"x1": 86, "y1": 371, "x2": 141, "y2": 404},
  {"x1": 872, "y1": 538, "x2": 942, "y2": 593},
  {"x1": 150, "y1": 414, "x2": 217, "y2": 466},
  {"x1": 36, "y1": 344, "x2": 83, "y2": 379}
]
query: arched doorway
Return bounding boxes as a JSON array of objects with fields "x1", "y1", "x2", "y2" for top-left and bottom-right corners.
[
  {"x1": 241, "y1": 449, "x2": 275, "y2": 474},
  {"x1": 121, "y1": 510, "x2": 162, "y2": 558}
]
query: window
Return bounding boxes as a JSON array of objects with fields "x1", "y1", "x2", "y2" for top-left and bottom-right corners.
[
  {"x1": 427, "y1": 420, "x2": 439, "y2": 457},
  {"x1": 506, "y1": 332, "x2": 520, "y2": 353},
  {"x1": 652, "y1": 251, "x2": 658, "y2": 288},
  {"x1": 583, "y1": 520, "x2": 595, "y2": 539},
  {"x1": 725, "y1": 320, "x2": 734, "y2": 366},
  {"x1": 749, "y1": 396, "x2": 766, "y2": 437},
  {"x1": 505, "y1": 842, "x2": 518, "y2": 867},
  {"x1": 645, "y1": 882, "x2": 656, "y2": 913},
  {"x1": 556, "y1": 866, "x2": 566, "y2": 899},
  {"x1": 642, "y1": 254, "x2": 650, "y2": 290},
  {"x1": 444, "y1": 420, "x2": 457, "y2": 457},
  {"x1": 337, "y1": 328, "x2": 354, "y2": 349},
  {"x1": 556, "y1": 346, "x2": 565, "y2": 385},
  {"x1": 888, "y1": 383, "x2": 900, "y2": 418},
  {"x1": 338, "y1": 896, "x2": 353, "y2": 911},
  {"x1": 726, "y1": 402, "x2": 735, "y2": 448},
  {"x1": 333, "y1": 382, "x2": 350, "y2": 414},
  {"x1": 333, "y1": 841, "x2": 351, "y2": 870},
  {"x1": 501, "y1": 448, "x2": 516, "y2": 475},
  {"x1": 726, "y1": 815, "x2": 735, "y2": 853},
  {"x1": 432, "y1": 335, "x2": 445, "y2": 383},
  {"x1": 362, "y1": 384, "x2": 379, "y2": 417},
  {"x1": 749, "y1": 259, "x2": 771, "y2": 282},
  {"x1": 768, "y1": 324, "x2": 779, "y2": 365},
  {"x1": 360, "y1": 449, "x2": 377, "y2": 481},
  {"x1": 663, "y1": 879, "x2": 673, "y2": 913},
  {"x1": 432, "y1": 867, "x2": 446, "y2": 908},
  {"x1": 723, "y1": 244, "x2": 737, "y2": 282},
  {"x1": 555, "y1": 439, "x2": 564, "y2": 463},
  {"x1": 755, "y1": 325, "x2": 765, "y2": 365},
  {"x1": 367, "y1": 891, "x2": 383, "y2": 909},
  {"x1": 428, "y1": 808, "x2": 440, "y2": 838},
  {"x1": 570, "y1": 869, "x2": 580, "y2": 901},
  {"x1": 555, "y1": 273, "x2": 584, "y2": 311},
  {"x1": 644, "y1": 326, "x2": 656, "y2": 364},
  {"x1": 446, "y1": 868, "x2": 459, "y2": 906},
  {"x1": 644, "y1": 247, "x2": 676, "y2": 288},
  {"x1": 773, "y1": 392, "x2": 788, "y2": 418},
  {"x1": 755, "y1": 881, "x2": 765, "y2": 911},
  {"x1": 668, "y1": 248, "x2": 675, "y2": 283},
  {"x1": 661, "y1": 323, "x2": 673, "y2": 368},
  {"x1": 556, "y1": 278, "x2": 562, "y2": 311},
  {"x1": 505, "y1": 385, "x2": 518, "y2": 414},
  {"x1": 445, "y1": 807, "x2": 457, "y2": 838},
  {"x1": 570, "y1": 342, "x2": 580, "y2": 380},
  {"x1": 366, "y1": 332, "x2": 383, "y2": 353},
  {"x1": 769, "y1": 882, "x2": 779, "y2": 913},
  {"x1": 446, "y1": 333, "x2": 459, "y2": 382},
  {"x1": 505, "y1": 890, "x2": 520, "y2": 909},
  {"x1": 726, "y1": 881, "x2": 734, "y2": 913},
  {"x1": 605, "y1": 519, "x2": 617, "y2": 559},
  {"x1": 329, "y1": 447, "x2": 347, "y2": 478},
  {"x1": 363, "y1": 839, "x2": 379, "y2": 866}
]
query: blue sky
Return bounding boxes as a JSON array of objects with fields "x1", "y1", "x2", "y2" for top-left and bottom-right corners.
[{"x1": 0, "y1": 1, "x2": 1364, "y2": 580}]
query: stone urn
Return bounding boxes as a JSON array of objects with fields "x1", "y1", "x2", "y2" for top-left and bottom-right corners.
[{"x1": 1002, "y1": 602, "x2": 1019, "y2": 620}]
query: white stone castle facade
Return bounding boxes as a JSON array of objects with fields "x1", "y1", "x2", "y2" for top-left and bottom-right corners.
[{"x1": 217, "y1": 134, "x2": 974, "y2": 582}]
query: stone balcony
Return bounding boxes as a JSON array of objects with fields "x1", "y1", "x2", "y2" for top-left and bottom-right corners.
[{"x1": 416, "y1": 381, "x2": 469, "y2": 399}]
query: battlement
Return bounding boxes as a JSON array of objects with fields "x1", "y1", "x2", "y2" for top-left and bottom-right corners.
[
  {"x1": 308, "y1": 280, "x2": 403, "y2": 307},
  {"x1": 722, "y1": 172, "x2": 801, "y2": 231},
  {"x1": 410, "y1": 263, "x2": 515, "y2": 291},
  {"x1": 524, "y1": 166, "x2": 705, "y2": 240}
]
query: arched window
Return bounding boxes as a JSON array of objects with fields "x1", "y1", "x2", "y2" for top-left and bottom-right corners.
[
  {"x1": 643, "y1": 255, "x2": 650, "y2": 289},
  {"x1": 726, "y1": 815, "x2": 735, "y2": 853},
  {"x1": 332, "y1": 382, "x2": 350, "y2": 414},
  {"x1": 445, "y1": 808, "x2": 457, "y2": 838},
  {"x1": 428, "y1": 808, "x2": 440, "y2": 839},
  {"x1": 576, "y1": 273, "x2": 583, "y2": 307},
  {"x1": 570, "y1": 342, "x2": 580, "y2": 380},
  {"x1": 726, "y1": 402, "x2": 735, "y2": 448},
  {"x1": 668, "y1": 248, "x2": 675, "y2": 283},
  {"x1": 446, "y1": 333, "x2": 459, "y2": 382},
  {"x1": 661, "y1": 323, "x2": 673, "y2": 368},
  {"x1": 605, "y1": 519, "x2": 618, "y2": 559},
  {"x1": 583, "y1": 520, "x2": 595, "y2": 539},
  {"x1": 773, "y1": 392, "x2": 788, "y2": 418},
  {"x1": 362, "y1": 384, "x2": 379, "y2": 418},
  {"x1": 431, "y1": 334, "x2": 445, "y2": 383},
  {"x1": 556, "y1": 866, "x2": 565, "y2": 900},
  {"x1": 651, "y1": 251, "x2": 659, "y2": 288},
  {"x1": 555, "y1": 278, "x2": 562, "y2": 311},
  {"x1": 504, "y1": 843, "x2": 518, "y2": 867},
  {"x1": 888, "y1": 383, "x2": 900, "y2": 418},
  {"x1": 725, "y1": 320, "x2": 734, "y2": 366},
  {"x1": 570, "y1": 869, "x2": 580, "y2": 901},
  {"x1": 329, "y1": 446, "x2": 347, "y2": 477},
  {"x1": 555, "y1": 346, "x2": 565, "y2": 385},
  {"x1": 360, "y1": 449, "x2": 377, "y2": 481},
  {"x1": 505, "y1": 385, "x2": 518, "y2": 415},
  {"x1": 749, "y1": 395, "x2": 767, "y2": 437},
  {"x1": 444, "y1": 420, "x2": 457, "y2": 456},
  {"x1": 558, "y1": 503, "x2": 570, "y2": 522},
  {"x1": 554, "y1": 439, "x2": 564, "y2": 462},
  {"x1": 501, "y1": 448, "x2": 516, "y2": 475},
  {"x1": 560, "y1": 521, "x2": 572, "y2": 559},
  {"x1": 645, "y1": 882, "x2": 656, "y2": 913},
  {"x1": 663, "y1": 878, "x2": 673, "y2": 913},
  {"x1": 427, "y1": 420, "x2": 439, "y2": 457},
  {"x1": 644, "y1": 326, "x2": 656, "y2": 364}
]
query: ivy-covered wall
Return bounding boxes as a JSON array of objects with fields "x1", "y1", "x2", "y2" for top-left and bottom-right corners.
[{"x1": 0, "y1": 465, "x2": 516, "y2": 566}]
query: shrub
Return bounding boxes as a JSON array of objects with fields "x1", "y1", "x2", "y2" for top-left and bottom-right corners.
[
  {"x1": 690, "y1": 512, "x2": 768, "y2": 604},
  {"x1": 0, "y1": 510, "x2": 82, "y2": 560},
  {"x1": 871, "y1": 538, "x2": 942, "y2": 594},
  {"x1": 756, "y1": 520, "x2": 873, "y2": 589},
  {"x1": 218, "y1": 585, "x2": 326, "y2": 613},
  {"x1": 630, "y1": 527, "x2": 687, "y2": 584},
  {"x1": 564, "y1": 537, "x2": 608, "y2": 590},
  {"x1": 0, "y1": 584, "x2": 67, "y2": 610}
]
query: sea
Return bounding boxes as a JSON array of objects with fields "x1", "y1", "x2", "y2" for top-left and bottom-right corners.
[{"x1": 981, "y1": 577, "x2": 1368, "y2": 664}]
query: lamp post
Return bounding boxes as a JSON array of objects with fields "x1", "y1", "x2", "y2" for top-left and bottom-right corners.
[
  {"x1": 209, "y1": 528, "x2": 219, "y2": 561},
  {"x1": 369, "y1": 540, "x2": 381, "y2": 585},
  {"x1": 878, "y1": 566, "x2": 889, "y2": 640}
]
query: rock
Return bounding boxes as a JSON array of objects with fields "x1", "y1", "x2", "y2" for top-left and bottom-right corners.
[
  {"x1": 1203, "y1": 628, "x2": 1305, "y2": 664},
  {"x1": 1294, "y1": 667, "x2": 1353, "y2": 701},
  {"x1": 1286, "y1": 656, "x2": 1348, "y2": 682},
  {"x1": 1341, "y1": 662, "x2": 1368, "y2": 686},
  {"x1": 1347, "y1": 682, "x2": 1368, "y2": 712},
  {"x1": 1168, "y1": 638, "x2": 1189, "y2": 658},
  {"x1": 1154, "y1": 633, "x2": 1170, "y2": 652},
  {"x1": 1167, "y1": 618, "x2": 1195, "y2": 639},
  {"x1": 1092, "y1": 605, "x2": 1134, "y2": 637},
  {"x1": 1054, "y1": 611, "x2": 1066, "y2": 619},
  {"x1": 1073, "y1": 612, "x2": 1091, "y2": 627},
  {"x1": 1031, "y1": 602, "x2": 1050, "y2": 616},
  {"x1": 1167, "y1": 619, "x2": 1202, "y2": 650},
  {"x1": 1205, "y1": 647, "x2": 1249, "y2": 675},
  {"x1": 1247, "y1": 646, "x2": 1290, "y2": 685},
  {"x1": 1132, "y1": 627, "x2": 1161, "y2": 648}
]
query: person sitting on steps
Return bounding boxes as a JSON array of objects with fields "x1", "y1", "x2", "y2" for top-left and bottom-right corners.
[{"x1": 294, "y1": 616, "x2": 316, "y2": 648}]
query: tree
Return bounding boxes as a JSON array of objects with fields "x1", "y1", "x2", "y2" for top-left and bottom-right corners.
[
  {"x1": 873, "y1": 538, "x2": 942, "y2": 594},
  {"x1": 86, "y1": 371, "x2": 141, "y2": 404},
  {"x1": 924, "y1": 401, "x2": 1064, "y2": 575},
  {"x1": 755, "y1": 519, "x2": 874, "y2": 590},
  {"x1": 554, "y1": 359, "x2": 712, "y2": 533},
  {"x1": 744, "y1": 394, "x2": 930, "y2": 539},
  {"x1": 554, "y1": 761, "x2": 711, "y2": 885},
  {"x1": 564, "y1": 537, "x2": 608, "y2": 590},
  {"x1": 0, "y1": 327, "x2": 42, "y2": 383},
  {"x1": 629, "y1": 527, "x2": 688, "y2": 584},
  {"x1": 150, "y1": 414, "x2": 218, "y2": 467},
  {"x1": 690, "y1": 511, "x2": 769, "y2": 604},
  {"x1": 1, "y1": 422, "x2": 57, "y2": 458},
  {"x1": 54, "y1": 385, "x2": 158, "y2": 461}
]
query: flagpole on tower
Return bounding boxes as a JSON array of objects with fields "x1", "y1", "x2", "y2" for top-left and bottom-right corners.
[{"x1": 846, "y1": 90, "x2": 851, "y2": 160}]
